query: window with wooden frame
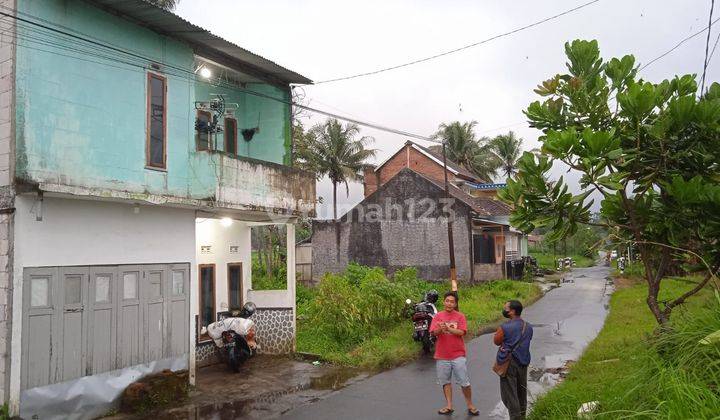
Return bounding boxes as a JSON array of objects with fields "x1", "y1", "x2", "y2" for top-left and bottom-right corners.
[
  {"x1": 227, "y1": 262, "x2": 243, "y2": 310},
  {"x1": 198, "y1": 264, "x2": 216, "y2": 336},
  {"x1": 224, "y1": 118, "x2": 238, "y2": 156},
  {"x1": 146, "y1": 73, "x2": 167, "y2": 169},
  {"x1": 196, "y1": 110, "x2": 212, "y2": 151}
]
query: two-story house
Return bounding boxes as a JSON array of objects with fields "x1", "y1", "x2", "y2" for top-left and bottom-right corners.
[
  {"x1": 312, "y1": 140, "x2": 526, "y2": 283},
  {"x1": 0, "y1": 0, "x2": 315, "y2": 417}
]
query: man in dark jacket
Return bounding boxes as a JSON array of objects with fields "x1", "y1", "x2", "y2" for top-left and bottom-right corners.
[{"x1": 494, "y1": 300, "x2": 533, "y2": 420}]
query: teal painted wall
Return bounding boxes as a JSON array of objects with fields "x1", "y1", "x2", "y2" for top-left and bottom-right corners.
[
  {"x1": 15, "y1": 0, "x2": 292, "y2": 201},
  {"x1": 193, "y1": 82, "x2": 291, "y2": 164}
]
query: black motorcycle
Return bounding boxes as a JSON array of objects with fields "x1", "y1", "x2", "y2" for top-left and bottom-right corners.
[
  {"x1": 209, "y1": 302, "x2": 257, "y2": 372},
  {"x1": 406, "y1": 290, "x2": 439, "y2": 354}
]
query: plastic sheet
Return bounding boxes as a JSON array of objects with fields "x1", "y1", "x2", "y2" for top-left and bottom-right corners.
[
  {"x1": 20, "y1": 355, "x2": 188, "y2": 420},
  {"x1": 206, "y1": 317, "x2": 255, "y2": 347}
]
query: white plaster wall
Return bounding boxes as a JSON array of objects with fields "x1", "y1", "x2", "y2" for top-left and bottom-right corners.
[
  {"x1": 195, "y1": 218, "x2": 252, "y2": 314},
  {"x1": 14, "y1": 196, "x2": 196, "y2": 267},
  {"x1": 10, "y1": 195, "x2": 197, "y2": 413}
]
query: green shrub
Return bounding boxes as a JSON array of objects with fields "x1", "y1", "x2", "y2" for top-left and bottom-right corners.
[{"x1": 307, "y1": 266, "x2": 423, "y2": 344}]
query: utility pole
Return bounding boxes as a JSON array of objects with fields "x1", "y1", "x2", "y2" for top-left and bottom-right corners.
[{"x1": 442, "y1": 141, "x2": 458, "y2": 292}]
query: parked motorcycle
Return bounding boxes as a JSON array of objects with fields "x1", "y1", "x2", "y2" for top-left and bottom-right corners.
[
  {"x1": 405, "y1": 290, "x2": 439, "y2": 354},
  {"x1": 207, "y1": 302, "x2": 257, "y2": 372},
  {"x1": 617, "y1": 256, "x2": 627, "y2": 274}
]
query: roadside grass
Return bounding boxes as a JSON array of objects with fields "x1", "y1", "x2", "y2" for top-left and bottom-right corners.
[
  {"x1": 296, "y1": 268, "x2": 541, "y2": 370},
  {"x1": 529, "y1": 276, "x2": 720, "y2": 419},
  {"x1": 531, "y1": 251, "x2": 594, "y2": 270}
]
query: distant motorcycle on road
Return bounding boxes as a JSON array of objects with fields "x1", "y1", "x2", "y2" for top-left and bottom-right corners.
[
  {"x1": 618, "y1": 256, "x2": 627, "y2": 274},
  {"x1": 207, "y1": 302, "x2": 258, "y2": 372},
  {"x1": 405, "y1": 290, "x2": 439, "y2": 354}
]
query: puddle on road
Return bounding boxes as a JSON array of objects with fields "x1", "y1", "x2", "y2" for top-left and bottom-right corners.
[
  {"x1": 309, "y1": 368, "x2": 362, "y2": 390},
  {"x1": 164, "y1": 367, "x2": 367, "y2": 419}
]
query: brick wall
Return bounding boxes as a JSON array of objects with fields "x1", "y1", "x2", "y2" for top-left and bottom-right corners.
[
  {"x1": 364, "y1": 145, "x2": 458, "y2": 197},
  {"x1": 314, "y1": 169, "x2": 473, "y2": 283},
  {"x1": 363, "y1": 166, "x2": 379, "y2": 197},
  {"x1": 0, "y1": 0, "x2": 14, "y2": 405},
  {"x1": 473, "y1": 263, "x2": 503, "y2": 282}
]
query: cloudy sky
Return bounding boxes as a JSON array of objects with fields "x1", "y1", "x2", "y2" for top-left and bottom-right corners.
[{"x1": 176, "y1": 0, "x2": 719, "y2": 219}]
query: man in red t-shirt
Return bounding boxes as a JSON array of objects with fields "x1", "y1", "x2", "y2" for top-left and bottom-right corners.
[{"x1": 430, "y1": 291, "x2": 479, "y2": 416}]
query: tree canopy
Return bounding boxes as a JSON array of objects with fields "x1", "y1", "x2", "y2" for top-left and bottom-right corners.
[
  {"x1": 431, "y1": 121, "x2": 501, "y2": 181},
  {"x1": 298, "y1": 118, "x2": 376, "y2": 220},
  {"x1": 500, "y1": 39, "x2": 720, "y2": 325}
]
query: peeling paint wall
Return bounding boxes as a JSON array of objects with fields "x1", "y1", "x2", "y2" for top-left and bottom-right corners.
[
  {"x1": 14, "y1": 0, "x2": 303, "y2": 212},
  {"x1": 0, "y1": 0, "x2": 15, "y2": 405}
]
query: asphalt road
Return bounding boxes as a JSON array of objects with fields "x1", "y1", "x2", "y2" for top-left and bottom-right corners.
[{"x1": 280, "y1": 265, "x2": 611, "y2": 420}]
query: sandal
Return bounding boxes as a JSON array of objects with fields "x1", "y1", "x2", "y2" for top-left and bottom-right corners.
[
  {"x1": 468, "y1": 408, "x2": 480, "y2": 416},
  {"x1": 438, "y1": 407, "x2": 454, "y2": 415}
]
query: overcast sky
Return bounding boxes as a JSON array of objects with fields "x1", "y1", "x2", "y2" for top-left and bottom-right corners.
[{"x1": 176, "y1": 0, "x2": 719, "y2": 219}]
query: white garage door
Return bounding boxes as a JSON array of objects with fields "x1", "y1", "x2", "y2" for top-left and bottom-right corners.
[{"x1": 21, "y1": 263, "x2": 190, "y2": 390}]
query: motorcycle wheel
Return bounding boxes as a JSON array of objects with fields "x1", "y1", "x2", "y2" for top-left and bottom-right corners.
[
  {"x1": 228, "y1": 347, "x2": 240, "y2": 373},
  {"x1": 422, "y1": 337, "x2": 433, "y2": 354}
]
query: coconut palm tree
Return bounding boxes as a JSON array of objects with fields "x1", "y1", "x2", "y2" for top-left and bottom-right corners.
[
  {"x1": 150, "y1": 0, "x2": 179, "y2": 10},
  {"x1": 308, "y1": 119, "x2": 376, "y2": 220},
  {"x1": 491, "y1": 131, "x2": 523, "y2": 179},
  {"x1": 431, "y1": 121, "x2": 500, "y2": 181}
]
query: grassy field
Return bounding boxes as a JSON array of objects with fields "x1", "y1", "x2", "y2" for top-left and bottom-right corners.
[
  {"x1": 531, "y1": 251, "x2": 595, "y2": 270},
  {"x1": 530, "y1": 276, "x2": 720, "y2": 419},
  {"x1": 297, "y1": 279, "x2": 541, "y2": 370}
]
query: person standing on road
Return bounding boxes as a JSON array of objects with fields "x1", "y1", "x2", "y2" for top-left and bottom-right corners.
[
  {"x1": 430, "y1": 291, "x2": 480, "y2": 416},
  {"x1": 494, "y1": 300, "x2": 534, "y2": 420}
]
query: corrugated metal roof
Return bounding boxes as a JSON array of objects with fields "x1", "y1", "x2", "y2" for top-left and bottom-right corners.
[{"x1": 87, "y1": 0, "x2": 312, "y2": 85}]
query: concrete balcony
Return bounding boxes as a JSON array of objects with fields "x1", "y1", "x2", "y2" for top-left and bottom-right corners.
[
  {"x1": 16, "y1": 152, "x2": 316, "y2": 219},
  {"x1": 213, "y1": 153, "x2": 316, "y2": 218}
]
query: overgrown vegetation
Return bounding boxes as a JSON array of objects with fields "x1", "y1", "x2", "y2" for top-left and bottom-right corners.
[
  {"x1": 530, "y1": 277, "x2": 720, "y2": 419},
  {"x1": 296, "y1": 264, "x2": 541, "y2": 370}
]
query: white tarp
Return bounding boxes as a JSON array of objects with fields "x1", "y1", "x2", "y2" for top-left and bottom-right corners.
[
  {"x1": 20, "y1": 355, "x2": 188, "y2": 420},
  {"x1": 206, "y1": 317, "x2": 255, "y2": 347}
]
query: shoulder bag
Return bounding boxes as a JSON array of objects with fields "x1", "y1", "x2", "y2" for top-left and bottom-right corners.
[{"x1": 492, "y1": 321, "x2": 527, "y2": 378}]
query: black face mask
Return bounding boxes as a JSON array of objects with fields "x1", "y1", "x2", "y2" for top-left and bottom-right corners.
[{"x1": 502, "y1": 309, "x2": 511, "y2": 318}]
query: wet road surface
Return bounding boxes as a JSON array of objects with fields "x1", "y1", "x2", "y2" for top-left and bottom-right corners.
[{"x1": 280, "y1": 265, "x2": 612, "y2": 420}]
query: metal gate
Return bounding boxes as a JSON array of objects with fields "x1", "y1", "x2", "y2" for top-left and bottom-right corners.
[{"x1": 21, "y1": 263, "x2": 190, "y2": 390}]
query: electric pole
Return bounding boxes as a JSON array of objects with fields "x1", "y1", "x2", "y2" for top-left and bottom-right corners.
[{"x1": 442, "y1": 141, "x2": 458, "y2": 292}]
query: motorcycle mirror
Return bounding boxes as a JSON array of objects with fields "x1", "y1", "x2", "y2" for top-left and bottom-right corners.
[{"x1": 405, "y1": 299, "x2": 412, "y2": 305}]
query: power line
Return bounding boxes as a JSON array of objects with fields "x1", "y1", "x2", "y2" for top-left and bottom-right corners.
[
  {"x1": 639, "y1": 15, "x2": 720, "y2": 71},
  {"x1": 0, "y1": 10, "x2": 438, "y2": 143},
  {"x1": 701, "y1": 0, "x2": 716, "y2": 93},
  {"x1": 709, "y1": 30, "x2": 720, "y2": 64},
  {"x1": 0, "y1": 4, "x2": 716, "y2": 148},
  {"x1": 312, "y1": 0, "x2": 602, "y2": 85}
]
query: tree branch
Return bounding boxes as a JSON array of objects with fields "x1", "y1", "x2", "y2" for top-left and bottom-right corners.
[
  {"x1": 663, "y1": 265, "x2": 720, "y2": 317},
  {"x1": 632, "y1": 240, "x2": 720, "y2": 289}
]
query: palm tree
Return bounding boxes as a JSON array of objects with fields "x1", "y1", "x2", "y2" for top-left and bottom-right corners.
[
  {"x1": 308, "y1": 119, "x2": 376, "y2": 220},
  {"x1": 431, "y1": 121, "x2": 500, "y2": 181},
  {"x1": 491, "y1": 131, "x2": 523, "y2": 179},
  {"x1": 150, "y1": 0, "x2": 179, "y2": 11}
]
